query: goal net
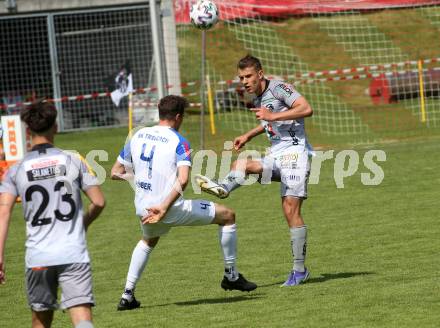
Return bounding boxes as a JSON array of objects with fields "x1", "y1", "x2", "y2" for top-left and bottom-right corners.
[{"x1": 174, "y1": 0, "x2": 440, "y2": 149}]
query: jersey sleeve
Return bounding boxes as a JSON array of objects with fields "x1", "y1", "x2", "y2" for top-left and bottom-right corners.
[
  {"x1": 117, "y1": 140, "x2": 133, "y2": 167},
  {"x1": 272, "y1": 82, "x2": 302, "y2": 107},
  {"x1": 176, "y1": 136, "x2": 191, "y2": 167},
  {"x1": 0, "y1": 164, "x2": 18, "y2": 196},
  {"x1": 76, "y1": 155, "x2": 100, "y2": 191}
]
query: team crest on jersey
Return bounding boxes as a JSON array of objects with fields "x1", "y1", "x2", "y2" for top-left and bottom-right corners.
[{"x1": 264, "y1": 123, "x2": 279, "y2": 140}]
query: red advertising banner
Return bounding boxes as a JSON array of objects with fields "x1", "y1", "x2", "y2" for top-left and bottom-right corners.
[{"x1": 175, "y1": 0, "x2": 440, "y2": 23}]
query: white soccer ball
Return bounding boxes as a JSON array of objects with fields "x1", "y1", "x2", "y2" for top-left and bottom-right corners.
[{"x1": 190, "y1": 0, "x2": 219, "y2": 30}]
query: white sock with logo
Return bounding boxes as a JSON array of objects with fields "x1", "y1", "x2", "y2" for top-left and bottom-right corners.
[
  {"x1": 123, "y1": 240, "x2": 154, "y2": 300},
  {"x1": 219, "y1": 224, "x2": 238, "y2": 281},
  {"x1": 290, "y1": 226, "x2": 307, "y2": 272},
  {"x1": 221, "y1": 171, "x2": 246, "y2": 193}
]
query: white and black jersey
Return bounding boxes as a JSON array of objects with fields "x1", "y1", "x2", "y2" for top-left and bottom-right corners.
[
  {"x1": 253, "y1": 79, "x2": 314, "y2": 155},
  {"x1": 0, "y1": 144, "x2": 99, "y2": 268}
]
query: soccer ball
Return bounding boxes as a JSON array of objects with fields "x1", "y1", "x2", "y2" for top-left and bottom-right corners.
[{"x1": 190, "y1": 0, "x2": 219, "y2": 30}]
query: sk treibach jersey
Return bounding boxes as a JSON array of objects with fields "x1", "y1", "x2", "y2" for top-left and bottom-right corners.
[
  {"x1": 0, "y1": 144, "x2": 99, "y2": 268},
  {"x1": 253, "y1": 79, "x2": 314, "y2": 155},
  {"x1": 118, "y1": 125, "x2": 191, "y2": 217}
]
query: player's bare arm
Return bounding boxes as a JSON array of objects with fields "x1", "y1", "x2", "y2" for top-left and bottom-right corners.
[
  {"x1": 234, "y1": 125, "x2": 265, "y2": 150},
  {"x1": 83, "y1": 186, "x2": 106, "y2": 230},
  {"x1": 250, "y1": 96, "x2": 313, "y2": 122},
  {"x1": 111, "y1": 160, "x2": 134, "y2": 181},
  {"x1": 0, "y1": 192, "x2": 17, "y2": 284},
  {"x1": 142, "y1": 165, "x2": 190, "y2": 224}
]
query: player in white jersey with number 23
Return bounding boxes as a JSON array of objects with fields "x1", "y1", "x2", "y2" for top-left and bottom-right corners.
[{"x1": 0, "y1": 101, "x2": 105, "y2": 328}]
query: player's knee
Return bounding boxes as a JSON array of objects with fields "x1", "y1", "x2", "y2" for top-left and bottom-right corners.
[
  {"x1": 224, "y1": 208, "x2": 236, "y2": 225},
  {"x1": 214, "y1": 204, "x2": 236, "y2": 225},
  {"x1": 143, "y1": 237, "x2": 159, "y2": 248}
]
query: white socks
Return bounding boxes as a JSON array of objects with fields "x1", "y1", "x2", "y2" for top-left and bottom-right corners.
[
  {"x1": 290, "y1": 226, "x2": 307, "y2": 272},
  {"x1": 123, "y1": 240, "x2": 154, "y2": 299},
  {"x1": 221, "y1": 171, "x2": 246, "y2": 193},
  {"x1": 219, "y1": 224, "x2": 238, "y2": 281}
]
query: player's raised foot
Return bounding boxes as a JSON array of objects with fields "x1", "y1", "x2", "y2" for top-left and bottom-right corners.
[
  {"x1": 281, "y1": 268, "x2": 310, "y2": 287},
  {"x1": 117, "y1": 290, "x2": 141, "y2": 311},
  {"x1": 221, "y1": 273, "x2": 257, "y2": 292},
  {"x1": 194, "y1": 174, "x2": 229, "y2": 199}
]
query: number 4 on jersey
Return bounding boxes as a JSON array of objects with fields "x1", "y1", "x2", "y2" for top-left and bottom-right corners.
[{"x1": 140, "y1": 144, "x2": 156, "y2": 179}]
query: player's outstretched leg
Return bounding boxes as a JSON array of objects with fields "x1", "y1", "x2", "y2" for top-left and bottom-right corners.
[
  {"x1": 195, "y1": 159, "x2": 263, "y2": 199},
  {"x1": 213, "y1": 204, "x2": 257, "y2": 292},
  {"x1": 195, "y1": 174, "x2": 230, "y2": 199}
]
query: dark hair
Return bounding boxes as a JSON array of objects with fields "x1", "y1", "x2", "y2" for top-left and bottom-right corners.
[
  {"x1": 158, "y1": 95, "x2": 188, "y2": 120},
  {"x1": 20, "y1": 100, "x2": 57, "y2": 133},
  {"x1": 237, "y1": 54, "x2": 263, "y2": 71}
]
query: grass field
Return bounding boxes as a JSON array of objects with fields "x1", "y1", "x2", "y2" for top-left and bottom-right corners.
[
  {"x1": 2, "y1": 6, "x2": 440, "y2": 327},
  {"x1": 0, "y1": 126, "x2": 439, "y2": 328}
]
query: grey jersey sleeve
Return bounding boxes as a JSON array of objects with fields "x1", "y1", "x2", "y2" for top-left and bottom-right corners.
[
  {"x1": 0, "y1": 164, "x2": 19, "y2": 196},
  {"x1": 272, "y1": 82, "x2": 302, "y2": 107}
]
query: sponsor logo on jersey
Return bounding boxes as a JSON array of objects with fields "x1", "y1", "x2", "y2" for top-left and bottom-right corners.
[
  {"x1": 277, "y1": 83, "x2": 294, "y2": 96},
  {"x1": 31, "y1": 159, "x2": 60, "y2": 169},
  {"x1": 288, "y1": 175, "x2": 301, "y2": 182},
  {"x1": 282, "y1": 174, "x2": 302, "y2": 185},
  {"x1": 26, "y1": 165, "x2": 66, "y2": 181},
  {"x1": 279, "y1": 153, "x2": 299, "y2": 162},
  {"x1": 279, "y1": 153, "x2": 299, "y2": 169},
  {"x1": 288, "y1": 126, "x2": 300, "y2": 146},
  {"x1": 138, "y1": 133, "x2": 169, "y2": 144},
  {"x1": 136, "y1": 181, "x2": 152, "y2": 191}
]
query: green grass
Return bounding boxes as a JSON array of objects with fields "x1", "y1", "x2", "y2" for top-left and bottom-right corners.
[{"x1": 0, "y1": 127, "x2": 439, "y2": 327}]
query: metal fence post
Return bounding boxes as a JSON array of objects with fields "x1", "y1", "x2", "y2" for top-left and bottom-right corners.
[
  {"x1": 149, "y1": 0, "x2": 166, "y2": 99},
  {"x1": 47, "y1": 14, "x2": 64, "y2": 131}
]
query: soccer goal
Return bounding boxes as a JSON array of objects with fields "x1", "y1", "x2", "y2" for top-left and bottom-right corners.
[{"x1": 173, "y1": 0, "x2": 440, "y2": 148}]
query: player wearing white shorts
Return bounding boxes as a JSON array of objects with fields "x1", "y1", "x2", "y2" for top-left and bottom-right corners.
[
  {"x1": 196, "y1": 55, "x2": 314, "y2": 286},
  {"x1": 0, "y1": 101, "x2": 105, "y2": 328},
  {"x1": 111, "y1": 95, "x2": 256, "y2": 311}
]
